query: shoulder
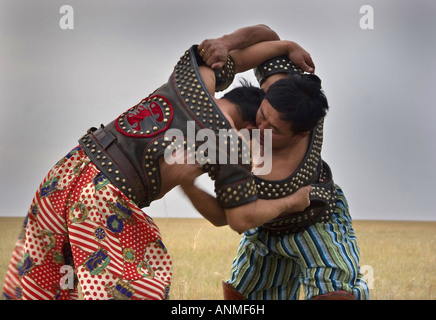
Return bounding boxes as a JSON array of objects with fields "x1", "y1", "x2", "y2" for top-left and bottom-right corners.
[{"x1": 199, "y1": 65, "x2": 216, "y2": 96}]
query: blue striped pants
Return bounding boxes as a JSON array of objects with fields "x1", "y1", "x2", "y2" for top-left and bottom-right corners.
[{"x1": 227, "y1": 186, "x2": 369, "y2": 300}]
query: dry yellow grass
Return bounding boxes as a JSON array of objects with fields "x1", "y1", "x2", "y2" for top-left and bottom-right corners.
[
  {"x1": 352, "y1": 220, "x2": 436, "y2": 300},
  {"x1": 1, "y1": 217, "x2": 435, "y2": 300}
]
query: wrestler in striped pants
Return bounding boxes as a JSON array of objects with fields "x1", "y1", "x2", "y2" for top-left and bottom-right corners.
[{"x1": 226, "y1": 186, "x2": 369, "y2": 300}]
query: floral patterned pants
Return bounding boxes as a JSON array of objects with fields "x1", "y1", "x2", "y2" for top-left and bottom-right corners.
[{"x1": 2, "y1": 146, "x2": 172, "y2": 300}]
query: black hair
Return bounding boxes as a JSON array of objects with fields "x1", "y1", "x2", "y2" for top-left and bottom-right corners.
[
  {"x1": 265, "y1": 74, "x2": 329, "y2": 134},
  {"x1": 222, "y1": 79, "x2": 265, "y2": 124}
]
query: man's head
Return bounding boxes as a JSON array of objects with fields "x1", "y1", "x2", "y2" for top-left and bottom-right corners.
[
  {"x1": 222, "y1": 80, "x2": 264, "y2": 129},
  {"x1": 257, "y1": 74, "x2": 329, "y2": 148}
]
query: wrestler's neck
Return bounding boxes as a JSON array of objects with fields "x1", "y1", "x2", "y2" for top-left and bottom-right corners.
[{"x1": 256, "y1": 134, "x2": 310, "y2": 180}]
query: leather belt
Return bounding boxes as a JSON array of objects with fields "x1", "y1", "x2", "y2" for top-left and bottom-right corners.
[
  {"x1": 79, "y1": 126, "x2": 148, "y2": 207},
  {"x1": 260, "y1": 161, "x2": 337, "y2": 236}
]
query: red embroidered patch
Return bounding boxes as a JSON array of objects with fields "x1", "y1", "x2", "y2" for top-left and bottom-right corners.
[{"x1": 115, "y1": 95, "x2": 174, "y2": 137}]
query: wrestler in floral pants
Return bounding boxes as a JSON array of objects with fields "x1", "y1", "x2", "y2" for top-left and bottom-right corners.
[{"x1": 2, "y1": 146, "x2": 172, "y2": 300}]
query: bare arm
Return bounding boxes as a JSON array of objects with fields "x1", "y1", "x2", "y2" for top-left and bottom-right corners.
[
  {"x1": 198, "y1": 39, "x2": 315, "y2": 97},
  {"x1": 180, "y1": 183, "x2": 227, "y2": 227},
  {"x1": 181, "y1": 177, "x2": 312, "y2": 233},
  {"x1": 198, "y1": 24, "x2": 280, "y2": 69},
  {"x1": 230, "y1": 40, "x2": 315, "y2": 74},
  {"x1": 198, "y1": 25, "x2": 314, "y2": 94},
  {"x1": 224, "y1": 186, "x2": 312, "y2": 233}
]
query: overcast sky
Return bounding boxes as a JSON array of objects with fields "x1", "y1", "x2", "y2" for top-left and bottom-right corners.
[{"x1": 1, "y1": 0, "x2": 435, "y2": 221}]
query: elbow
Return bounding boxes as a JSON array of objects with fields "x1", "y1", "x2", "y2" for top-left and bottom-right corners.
[
  {"x1": 230, "y1": 225, "x2": 250, "y2": 234},
  {"x1": 210, "y1": 219, "x2": 228, "y2": 228},
  {"x1": 226, "y1": 213, "x2": 255, "y2": 234},
  {"x1": 257, "y1": 24, "x2": 280, "y2": 41},
  {"x1": 228, "y1": 221, "x2": 253, "y2": 234},
  {"x1": 225, "y1": 201, "x2": 261, "y2": 233}
]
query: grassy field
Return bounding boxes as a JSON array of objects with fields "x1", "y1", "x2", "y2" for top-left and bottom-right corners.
[{"x1": 1, "y1": 217, "x2": 435, "y2": 300}]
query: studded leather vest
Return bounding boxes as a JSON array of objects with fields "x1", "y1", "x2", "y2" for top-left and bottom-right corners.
[
  {"x1": 79, "y1": 45, "x2": 257, "y2": 209},
  {"x1": 254, "y1": 56, "x2": 337, "y2": 235}
]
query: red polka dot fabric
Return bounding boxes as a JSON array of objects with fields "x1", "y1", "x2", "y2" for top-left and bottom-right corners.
[{"x1": 2, "y1": 146, "x2": 172, "y2": 300}]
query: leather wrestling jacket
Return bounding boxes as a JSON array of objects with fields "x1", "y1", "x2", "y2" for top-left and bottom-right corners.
[
  {"x1": 79, "y1": 45, "x2": 257, "y2": 209},
  {"x1": 254, "y1": 56, "x2": 338, "y2": 235}
]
